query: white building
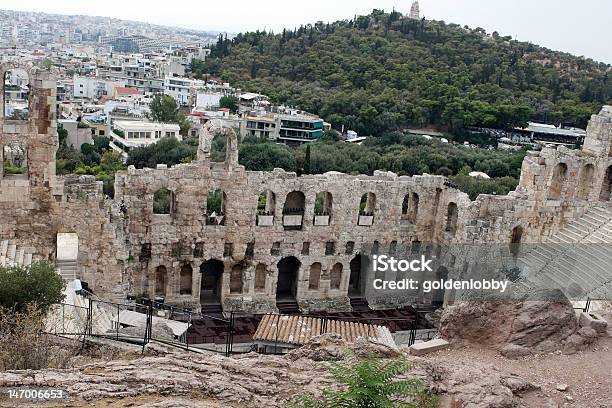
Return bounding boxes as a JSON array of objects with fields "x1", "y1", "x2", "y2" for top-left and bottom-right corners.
[
  {"x1": 73, "y1": 75, "x2": 124, "y2": 100},
  {"x1": 164, "y1": 76, "x2": 205, "y2": 107},
  {"x1": 110, "y1": 120, "x2": 181, "y2": 153}
]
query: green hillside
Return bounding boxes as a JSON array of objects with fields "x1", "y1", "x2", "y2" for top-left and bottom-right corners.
[{"x1": 193, "y1": 9, "x2": 611, "y2": 136}]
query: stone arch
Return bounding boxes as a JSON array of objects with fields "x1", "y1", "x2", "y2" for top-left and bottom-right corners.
[
  {"x1": 2, "y1": 67, "x2": 31, "y2": 122},
  {"x1": 309, "y1": 262, "x2": 321, "y2": 290},
  {"x1": 200, "y1": 259, "x2": 224, "y2": 303},
  {"x1": 206, "y1": 189, "x2": 226, "y2": 225},
  {"x1": 2, "y1": 140, "x2": 28, "y2": 180},
  {"x1": 155, "y1": 265, "x2": 167, "y2": 297},
  {"x1": 257, "y1": 190, "x2": 276, "y2": 215},
  {"x1": 179, "y1": 263, "x2": 193, "y2": 295},
  {"x1": 548, "y1": 162, "x2": 568, "y2": 200},
  {"x1": 349, "y1": 254, "x2": 368, "y2": 297},
  {"x1": 445, "y1": 202, "x2": 458, "y2": 235},
  {"x1": 283, "y1": 191, "x2": 305, "y2": 214},
  {"x1": 314, "y1": 191, "x2": 333, "y2": 215},
  {"x1": 432, "y1": 266, "x2": 448, "y2": 307},
  {"x1": 197, "y1": 119, "x2": 239, "y2": 169},
  {"x1": 153, "y1": 188, "x2": 175, "y2": 215},
  {"x1": 577, "y1": 163, "x2": 595, "y2": 200},
  {"x1": 510, "y1": 225, "x2": 524, "y2": 257},
  {"x1": 255, "y1": 263, "x2": 267, "y2": 292},
  {"x1": 0, "y1": 62, "x2": 36, "y2": 122},
  {"x1": 230, "y1": 264, "x2": 244, "y2": 294},
  {"x1": 359, "y1": 192, "x2": 376, "y2": 215},
  {"x1": 276, "y1": 256, "x2": 301, "y2": 300},
  {"x1": 402, "y1": 192, "x2": 419, "y2": 223},
  {"x1": 283, "y1": 191, "x2": 306, "y2": 230},
  {"x1": 600, "y1": 165, "x2": 612, "y2": 202},
  {"x1": 330, "y1": 263, "x2": 343, "y2": 290}
]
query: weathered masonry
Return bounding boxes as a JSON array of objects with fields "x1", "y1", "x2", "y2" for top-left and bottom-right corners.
[{"x1": 1, "y1": 64, "x2": 611, "y2": 313}]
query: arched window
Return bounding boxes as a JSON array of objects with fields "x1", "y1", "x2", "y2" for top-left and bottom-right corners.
[
  {"x1": 256, "y1": 190, "x2": 275, "y2": 226},
  {"x1": 402, "y1": 192, "x2": 419, "y2": 223},
  {"x1": 330, "y1": 263, "x2": 343, "y2": 290},
  {"x1": 445, "y1": 202, "x2": 458, "y2": 235},
  {"x1": 206, "y1": 189, "x2": 226, "y2": 225},
  {"x1": 600, "y1": 165, "x2": 612, "y2": 202},
  {"x1": 577, "y1": 164, "x2": 595, "y2": 200},
  {"x1": 359, "y1": 192, "x2": 376, "y2": 215},
  {"x1": 283, "y1": 191, "x2": 305, "y2": 230},
  {"x1": 2, "y1": 141, "x2": 28, "y2": 179},
  {"x1": 358, "y1": 193, "x2": 376, "y2": 226},
  {"x1": 3, "y1": 68, "x2": 29, "y2": 120},
  {"x1": 211, "y1": 132, "x2": 227, "y2": 162},
  {"x1": 153, "y1": 188, "x2": 175, "y2": 215},
  {"x1": 548, "y1": 163, "x2": 568, "y2": 200},
  {"x1": 257, "y1": 190, "x2": 276, "y2": 215},
  {"x1": 179, "y1": 264, "x2": 193, "y2": 295},
  {"x1": 230, "y1": 264, "x2": 244, "y2": 294},
  {"x1": 314, "y1": 191, "x2": 333, "y2": 216},
  {"x1": 155, "y1": 266, "x2": 167, "y2": 296},
  {"x1": 255, "y1": 264, "x2": 267, "y2": 292},
  {"x1": 283, "y1": 191, "x2": 306, "y2": 214},
  {"x1": 309, "y1": 262, "x2": 321, "y2": 290}
]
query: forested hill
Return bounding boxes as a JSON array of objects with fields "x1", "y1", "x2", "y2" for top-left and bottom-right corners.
[{"x1": 193, "y1": 9, "x2": 611, "y2": 136}]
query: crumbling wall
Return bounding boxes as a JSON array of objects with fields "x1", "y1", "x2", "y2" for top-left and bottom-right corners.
[{"x1": 1, "y1": 64, "x2": 611, "y2": 313}]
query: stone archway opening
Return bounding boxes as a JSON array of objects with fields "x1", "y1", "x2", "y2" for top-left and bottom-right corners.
[
  {"x1": 549, "y1": 163, "x2": 568, "y2": 200},
  {"x1": 155, "y1": 265, "x2": 167, "y2": 297},
  {"x1": 276, "y1": 256, "x2": 300, "y2": 300},
  {"x1": 432, "y1": 266, "x2": 448, "y2": 307},
  {"x1": 3, "y1": 68, "x2": 30, "y2": 120},
  {"x1": 600, "y1": 165, "x2": 612, "y2": 202},
  {"x1": 349, "y1": 254, "x2": 368, "y2": 297},
  {"x1": 200, "y1": 259, "x2": 224, "y2": 304},
  {"x1": 510, "y1": 226, "x2": 524, "y2": 257}
]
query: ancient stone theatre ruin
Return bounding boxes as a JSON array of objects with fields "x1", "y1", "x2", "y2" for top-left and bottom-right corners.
[{"x1": 1, "y1": 63, "x2": 611, "y2": 314}]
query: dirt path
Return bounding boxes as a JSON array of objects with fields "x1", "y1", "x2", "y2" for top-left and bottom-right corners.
[{"x1": 424, "y1": 336, "x2": 612, "y2": 408}]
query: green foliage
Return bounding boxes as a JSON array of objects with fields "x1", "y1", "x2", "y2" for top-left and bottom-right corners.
[
  {"x1": 238, "y1": 136, "x2": 297, "y2": 172},
  {"x1": 127, "y1": 136, "x2": 196, "y2": 169},
  {"x1": 199, "y1": 11, "x2": 609, "y2": 135},
  {"x1": 219, "y1": 95, "x2": 239, "y2": 113},
  {"x1": 153, "y1": 188, "x2": 172, "y2": 214},
  {"x1": 207, "y1": 189, "x2": 223, "y2": 214},
  {"x1": 148, "y1": 94, "x2": 191, "y2": 136},
  {"x1": 211, "y1": 133, "x2": 228, "y2": 162},
  {"x1": 451, "y1": 173, "x2": 519, "y2": 200},
  {"x1": 3, "y1": 161, "x2": 27, "y2": 174},
  {"x1": 287, "y1": 353, "x2": 438, "y2": 408},
  {"x1": 0, "y1": 262, "x2": 65, "y2": 313}
]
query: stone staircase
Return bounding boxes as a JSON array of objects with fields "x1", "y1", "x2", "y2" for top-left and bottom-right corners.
[
  {"x1": 57, "y1": 259, "x2": 78, "y2": 281},
  {"x1": 0, "y1": 239, "x2": 35, "y2": 268},
  {"x1": 516, "y1": 205, "x2": 612, "y2": 299}
]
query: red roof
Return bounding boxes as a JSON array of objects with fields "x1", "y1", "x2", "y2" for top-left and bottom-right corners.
[{"x1": 115, "y1": 87, "x2": 141, "y2": 95}]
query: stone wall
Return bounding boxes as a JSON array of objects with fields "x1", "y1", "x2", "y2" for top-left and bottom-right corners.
[{"x1": 1, "y1": 64, "x2": 611, "y2": 312}]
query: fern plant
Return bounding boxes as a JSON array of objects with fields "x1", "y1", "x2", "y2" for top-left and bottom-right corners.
[{"x1": 286, "y1": 353, "x2": 438, "y2": 408}]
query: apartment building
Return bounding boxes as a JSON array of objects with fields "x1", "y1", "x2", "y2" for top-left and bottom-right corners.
[{"x1": 110, "y1": 120, "x2": 181, "y2": 152}]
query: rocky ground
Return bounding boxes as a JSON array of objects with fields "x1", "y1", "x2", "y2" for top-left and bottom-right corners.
[{"x1": 1, "y1": 333, "x2": 610, "y2": 408}]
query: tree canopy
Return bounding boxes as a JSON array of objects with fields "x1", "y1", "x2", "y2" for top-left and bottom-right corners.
[
  {"x1": 148, "y1": 94, "x2": 191, "y2": 136},
  {"x1": 193, "y1": 10, "x2": 610, "y2": 136},
  {"x1": 0, "y1": 262, "x2": 65, "y2": 312}
]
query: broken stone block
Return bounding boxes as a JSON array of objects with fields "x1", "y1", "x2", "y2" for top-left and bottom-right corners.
[
  {"x1": 578, "y1": 311, "x2": 608, "y2": 334},
  {"x1": 408, "y1": 338, "x2": 449, "y2": 356}
]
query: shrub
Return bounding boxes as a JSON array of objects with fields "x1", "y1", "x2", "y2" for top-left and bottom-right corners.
[
  {"x1": 0, "y1": 261, "x2": 65, "y2": 313},
  {"x1": 287, "y1": 353, "x2": 438, "y2": 408}
]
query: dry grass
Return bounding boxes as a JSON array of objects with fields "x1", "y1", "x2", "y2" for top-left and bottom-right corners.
[{"x1": 0, "y1": 306, "x2": 81, "y2": 370}]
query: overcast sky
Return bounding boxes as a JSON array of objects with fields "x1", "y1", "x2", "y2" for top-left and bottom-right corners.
[{"x1": 3, "y1": 0, "x2": 611, "y2": 63}]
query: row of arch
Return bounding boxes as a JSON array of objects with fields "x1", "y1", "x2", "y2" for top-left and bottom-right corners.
[
  {"x1": 549, "y1": 162, "x2": 612, "y2": 201},
  {"x1": 151, "y1": 187, "x2": 463, "y2": 233},
  {"x1": 152, "y1": 256, "x2": 355, "y2": 301}
]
